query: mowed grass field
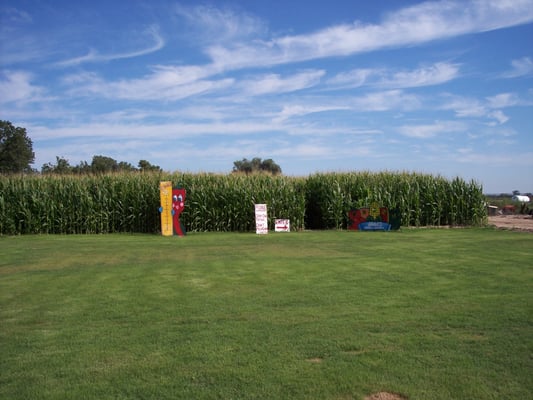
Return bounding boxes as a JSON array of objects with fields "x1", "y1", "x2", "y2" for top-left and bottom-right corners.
[{"x1": 1, "y1": 229, "x2": 532, "y2": 400}]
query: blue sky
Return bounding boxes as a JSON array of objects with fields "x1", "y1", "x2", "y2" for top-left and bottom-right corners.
[{"x1": 1, "y1": 0, "x2": 532, "y2": 193}]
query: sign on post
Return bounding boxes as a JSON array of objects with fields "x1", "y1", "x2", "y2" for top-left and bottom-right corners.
[
  {"x1": 159, "y1": 181, "x2": 173, "y2": 236},
  {"x1": 255, "y1": 204, "x2": 268, "y2": 234},
  {"x1": 275, "y1": 219, "x2": 290, "y2": 232}
]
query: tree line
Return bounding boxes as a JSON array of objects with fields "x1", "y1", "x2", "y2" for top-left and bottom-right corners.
[
  {"x1": 0, "y1": 120, "x2": 281, "y2": 175},
  {"x1": 1, "y1": 120, "x2": 282, "y2": 175},
  {"x1": 1, "y1": 120, "x2": 162, "y2": 174},
  {"x1": 41, "y1": 156, "x2": 162, "y2": 174},
  {"x1": 232, "y1": 157, "x2": 282, "y2": 175}
]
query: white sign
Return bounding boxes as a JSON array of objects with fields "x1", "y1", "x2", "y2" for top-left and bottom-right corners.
[
  {"x1": 254, "y1": 204, "x2": 268, "y2": 234},
  {"x1": 275, "y1": 219, "x2": 290, "y2": 232}
]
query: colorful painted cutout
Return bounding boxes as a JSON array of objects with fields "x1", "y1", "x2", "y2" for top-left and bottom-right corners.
[
  {"x1": 159, "y1": 181, "x2": 173, "y2": 236},
  {"x1": 348, "y1": 202, "x2": 401, "y2": 231},
  {"x1": 172, "y1": 188, "x2": 186, "y2": 236}
]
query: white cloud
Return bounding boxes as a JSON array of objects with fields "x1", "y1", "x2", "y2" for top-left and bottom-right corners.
[
  {"x1": 64, "y1": 65, "x2": 232, "y2": 101},
  {"x1": 29, "y1": 119, "x2": 285, "y2": 141},
  {"x1": 274, "y1": 104, "x2": 350, "y2": 122},
  {"x1": 239, "y1": 70, "x2": 325, "y2": 96},
  {"x1": 502, "y1": 57, "x2": 533, "y2": 78},
  {"x1": 174, "y1": 4, "x2": 268, "y2": 44},
  {"x1": 398, "y1": 121, "x2": 466, "y2": 138},
  {"x1": 486, "y1": 92, "x2": 519, "y2": 108},
  {"x1": 451, "y1": 151, "x2": 533, "y2": 166},
  {"x1": 441, "y1": 95, "x2": 487, "y2": 118},
  {"x1": 441, "y1": 92, "x2": 522, "y2": 124},
  {"x1": 327, "y1": 68, "x2": 376, "y2": 88},
  {"x1": 487, "y1": 110, "x2": 509, "y2": 125},
  {"x1": 351, "y1": 90, "x2": 421, "y2": 112},
  {"x1": 206, "y1": 0, "x2": 533, "y2": 70},
  {"x1": 0, "y1": 70, "x2": 45, "y2": 103},
  {"x1": 328, "y1": 62, "x2": 460, "y2": 89},
  {"x1": 379, "y1": 62, "x2": 460, "y2": 88},
  {"x1": 56, "y1": 25, "x2": 165, "y2": 67}
]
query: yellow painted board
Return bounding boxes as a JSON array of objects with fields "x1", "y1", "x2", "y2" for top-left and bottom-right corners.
[{"x1": 159, "y1": 181, "x2": 173, "y2": 236}]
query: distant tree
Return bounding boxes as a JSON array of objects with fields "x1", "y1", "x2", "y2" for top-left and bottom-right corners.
[
  {"x1": 260, "y1": 158, "x2": 282, "y2": 175},
  {"x1": 512, "y1": 190, "x2": 521, "y2": 195},
  {"x1": 118, "y1": 161, "x2": 137, "y2": 172},
  {"x1": 40, "y1": 155, "x2": 162, "y2": 175},
  {"x1": 0, "y1": 120, "x2": 35, "y2": 173},
  {"x1": 232, "y1": 157, "x2": 281, "y2": 175},
  {"x1": 233, "y1": 159, "x2": 252, "y2": 174},
  {"x1": 41, "y1": 156, "x2": 72, "y2": 174},
  {"x1": 138, "y1": 159, "x2": 162, "y2": 172},
  {"x1": 72, "y1": 161, "x2": 91, "y2": 175},
  {"x1": 91, "y1": 155, "x2": 118, "y2": 174}
]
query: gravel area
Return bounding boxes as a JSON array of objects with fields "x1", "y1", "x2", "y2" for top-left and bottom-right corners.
[{"x1": 488, "y1": 214, "x2": 533, "y2": 232}]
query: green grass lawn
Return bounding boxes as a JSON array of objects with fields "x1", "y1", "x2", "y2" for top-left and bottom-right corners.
[{"x1": 1, "y1": 229, "x2": 532, "y2": 399}]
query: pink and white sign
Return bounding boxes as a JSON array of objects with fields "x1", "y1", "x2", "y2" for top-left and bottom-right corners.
[
  {"x1": 275, "y1": 219, "x2": 290, "y2": 232},
  {"x1": 254, "y1": 204, "x2": 268, "y2": 234}
]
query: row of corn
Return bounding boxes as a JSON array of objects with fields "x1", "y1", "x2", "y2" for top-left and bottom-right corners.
[{"x1": 0, "y1": 171, "x2": 486, "y2": 235}]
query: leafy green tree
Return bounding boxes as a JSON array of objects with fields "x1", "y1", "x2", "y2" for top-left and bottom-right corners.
[
  {"x1": 91, "y1": 155, "x2": 118, "y2": 174},
  {"x1": 233, "y1": 159, "x2": 253, "y2": 174},
  {"x1": 138, "y1": 159, "x2": 162, "y2": 172},
  {"x1": 42, "y1": 156, "x2": 72, "y2": 174},
  {"x1": 260, "y1": 158, "x2": 282, "y2": 175},
  {"x1": 72, "y1": 161, "x2": 91, "y2": 175},
  {"x1": 117, "y1": 161, "x2": 137, "y2": 172},
  {"x1": 232, "y1": 157, "x2": 282, "y2": 175},
  {"x1": 0, "y1": 120, "x2": 35, "y2": 173}
]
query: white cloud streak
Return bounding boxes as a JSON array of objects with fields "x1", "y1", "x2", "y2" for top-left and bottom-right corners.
[
  {"x1": 328, "y1": 62, "x2": 460, "y2": 89},
  {"x1": 0, "y1": 70, "x2": 45, "y2": 103},
  {"x1": 205, "y1": 0, "x2": 533, "y2": 70},
  {"x1": 57, "y1": 0, "x2": 531, "y2": 103},
  {"x1": 64, "y1": 65, "x2": 232, "y2": 101},
  {"x1": 239, "y1": 70, "x2": 325, "y2": 96},
  {"x1": 174, "y1": 4, "x2": 267, "y2": 44},
  {"x1": 55, "y1": 25, "x2": 165, "y2": 67},
  {"x1": 398, "y1": 120, "x2": 467, "y2": 138},
  {"x1": 502, "y1": 57, "x2": 533, "y2": 78},
  {"x1": 440, "y1": 91, "x2": 526, "y2": 124}
]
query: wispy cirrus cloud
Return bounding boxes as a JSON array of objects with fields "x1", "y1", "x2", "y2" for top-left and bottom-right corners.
[
  {"x1": 326, "y1": 68, "x2": 376, "y2": 88},
  {"x1": 378, "y1": 62, "x2": 460, "y2": 88},
  {"x1": 485, "y1": 93, "x2": 520, "y2": 108},
  {"x1": 174, "y1": 4, "x2": 268, "y2": 44},
  {"x1": 351, "y1": 90, "x2": 421, "y2": 112},
  {"x1": 501, "y1": 57, "x2": 533, "y2": 78},
  {"x1": 239, "y1": 70, "x2": 325, "y2": 96},
  {"x1": 273, "y1": 104, "x2": 350, "y2": 123},
  {"x1": 55, "y1": 25, "x2": 165, "y2": 67},
  {"x1": 328, "y1": 62, "x2": 460, "y2": 89},
  {"x1": 398, "y1": 120, "x2": 467, "y2": 138},
  {"x1": 205, "y1": 0, "x2": 533, "y2": 70},
  {"x1": 63, "y1": 64, "x2": 232, "y2": 101},
  {"x1": 0, "y1": 70, "x2": 45, "y2": 103},
  {"x1": 55, "y1": 0, "x2": 530, "y2": 105},
  {"x1": 440, "y1": 92, "x2": 524, "y2": 125}
]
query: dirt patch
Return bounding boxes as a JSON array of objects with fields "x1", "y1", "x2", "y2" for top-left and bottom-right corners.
[
  {"x1": 488, "y1": 214, "x2": 533, "y2": 233},
  {"x1": 364, "y1": 392, "x2": 407, "y2": 400},
  {"x1": 305, "y1": 357, "x2": 323, "y2": 363}
]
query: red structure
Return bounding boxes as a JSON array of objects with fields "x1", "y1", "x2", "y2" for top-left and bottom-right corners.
[{"x1": 172, "y1": 188, "x2": 186, "y2": 236}]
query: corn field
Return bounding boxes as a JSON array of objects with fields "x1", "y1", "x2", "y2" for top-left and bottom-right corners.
[
  {"x1": 305, "y1": 172, "x2": 486, "y2": 229},
  {"x1": 0, "y1": 171, "x2": 486, "y2": 235}
]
